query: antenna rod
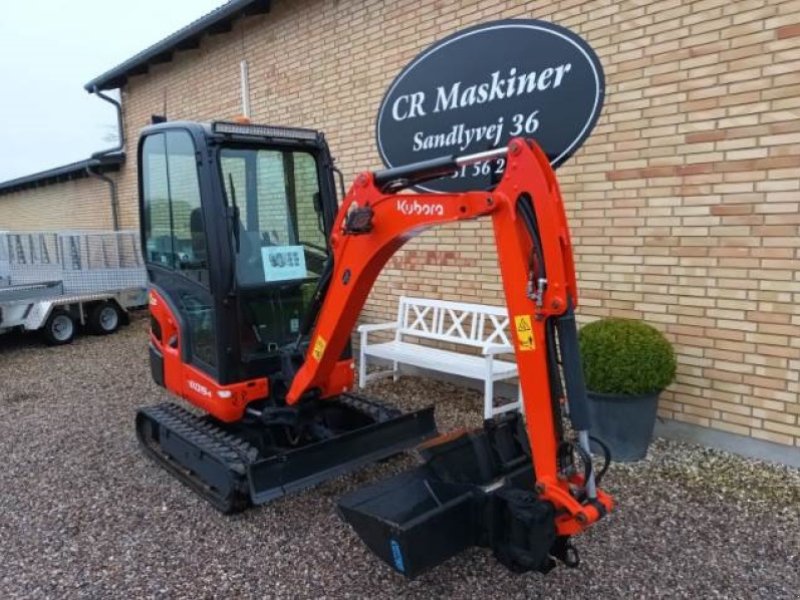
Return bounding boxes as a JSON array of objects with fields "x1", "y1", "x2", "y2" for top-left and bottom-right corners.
[{"x1": 240, "y1": 60, "x2": 251, "y2": 118}]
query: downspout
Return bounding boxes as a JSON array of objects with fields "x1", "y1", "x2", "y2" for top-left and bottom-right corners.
[
  {"x1": 86, "y1": 166, "x2": 120, "y2": 231},
  {"x1": 86, "y1": 87, "x2": 125, "y2": 231}
]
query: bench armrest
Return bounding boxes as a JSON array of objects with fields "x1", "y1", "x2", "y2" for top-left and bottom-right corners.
[
  {"x1": 357, "y1": 322, "x2": 398, "y2": 333},
  {"x1": 482, "y1": 343, "x2": 514, "y2": 355}
]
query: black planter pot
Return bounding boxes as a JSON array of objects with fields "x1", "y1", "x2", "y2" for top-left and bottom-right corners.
[{"x1": 587, "y1": 390, "x2": 661, "y2": 462}]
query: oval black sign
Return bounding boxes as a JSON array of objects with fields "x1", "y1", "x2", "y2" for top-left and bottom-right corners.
[{"x1": 376, "y1": 19, "x2": 605, "y2": 192}]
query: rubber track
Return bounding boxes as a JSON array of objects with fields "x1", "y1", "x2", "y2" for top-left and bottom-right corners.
[
  {"x1": 339, "y1": 393, "x2": 402, "y2": 421},
  {"x1": 137, "y1": 403, "x2": 259, "y2": 513}
]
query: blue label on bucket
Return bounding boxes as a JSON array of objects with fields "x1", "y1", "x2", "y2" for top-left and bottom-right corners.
[{"x1": 390, "y1": 539, "x2": 405, "y2": 573}]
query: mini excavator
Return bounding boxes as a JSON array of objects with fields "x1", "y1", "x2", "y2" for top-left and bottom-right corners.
[{"x1": 137, "y1": 119, "x2": 612, "y2": 576}]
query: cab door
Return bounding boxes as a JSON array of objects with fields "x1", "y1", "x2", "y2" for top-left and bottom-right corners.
[{"x1": 140, "y1": 129, "x2": 220, "y2": 383}]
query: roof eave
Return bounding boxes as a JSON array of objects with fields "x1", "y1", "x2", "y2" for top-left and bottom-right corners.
[
  {"x1": 0, "y1": 153, "x2": 125, "y2": 196},
  {"x1": 84, "y1": 0, "x2": 270, "y2": 92}
]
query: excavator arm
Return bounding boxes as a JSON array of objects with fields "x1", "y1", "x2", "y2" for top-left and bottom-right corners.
[{"x1": 288, "y1": 138, "x2": 612, "y2": 541}]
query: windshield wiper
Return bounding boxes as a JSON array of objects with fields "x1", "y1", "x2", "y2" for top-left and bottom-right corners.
[{"x1": 227, "y1": 172, "x2": 241, "y2": 252}]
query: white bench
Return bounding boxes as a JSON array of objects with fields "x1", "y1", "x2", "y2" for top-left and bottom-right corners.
[{"x1": 357, "y1": 296, "x2": 522, "y2": 420}]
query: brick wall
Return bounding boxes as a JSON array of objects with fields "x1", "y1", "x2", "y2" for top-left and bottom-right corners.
[
  {"x1": 0, "y1": 175, "x2": 117, "y2": 231},
  {"x1": 110, "y1": 0, "x2": 800, "y2": 447}
]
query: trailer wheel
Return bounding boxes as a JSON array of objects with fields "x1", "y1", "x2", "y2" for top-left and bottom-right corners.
[
  {"x1": 88, "y1": 302, "x2": 122, "y2": 335},
  {"x1": 42, "y1": 311, "x2": 76, "y2": 345}
]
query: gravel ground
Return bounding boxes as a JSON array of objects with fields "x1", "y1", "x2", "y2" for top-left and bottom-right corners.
[{"x1": 1, "y1": 313, "x2": 798, "y2": 599}]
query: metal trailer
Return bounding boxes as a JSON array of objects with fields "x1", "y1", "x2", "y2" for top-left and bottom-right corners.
[{"x1": 0, "y1": 230, "x2": 147, "y2": 344}]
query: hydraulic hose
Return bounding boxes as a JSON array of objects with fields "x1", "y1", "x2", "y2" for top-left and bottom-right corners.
[{"x1": 516, "y1": 193, "x2": 598, "y2": 499}]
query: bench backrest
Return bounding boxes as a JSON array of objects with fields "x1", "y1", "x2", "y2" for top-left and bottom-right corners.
[{"x1": 395, "y1": 296, "x2": 510, "y2": 349}]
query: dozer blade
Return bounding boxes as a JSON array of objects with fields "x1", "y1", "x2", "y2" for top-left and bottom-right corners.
[
  {"x1": 248, "y1": 404, "x2": 436, "y2": 504},
  {"x1": 136, "y1": 397, "x2": 436, "y2": 513}
]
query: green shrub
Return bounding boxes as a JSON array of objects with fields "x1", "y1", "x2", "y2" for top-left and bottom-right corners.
[{"x1": 578, "y1": 318, "x2": 676, "y2": 396}]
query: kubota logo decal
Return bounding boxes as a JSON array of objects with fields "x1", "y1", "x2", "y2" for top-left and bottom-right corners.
[
  {"x1": 188, "y1": 380, "x2": 212, "y2": 397},
  {"x1": 396, "y1": 199, "x2": 445, "y2": 216}
]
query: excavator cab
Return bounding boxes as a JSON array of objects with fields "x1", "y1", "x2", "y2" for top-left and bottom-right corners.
[
  {"x1": 139, "y1": 121, "x2": 338, "y2": 388},
  {"x1": 136, "y1": 121, "x2": 436, "y2": 512}
]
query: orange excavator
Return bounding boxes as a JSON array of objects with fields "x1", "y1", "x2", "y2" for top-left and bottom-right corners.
[{"x1": 136, "y1": 119, "x2": 612, "y2": 576}]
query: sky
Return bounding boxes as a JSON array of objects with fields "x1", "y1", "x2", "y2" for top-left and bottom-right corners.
[{"x1": 0, "y1": 0, "x2": 224, "y2": 182}]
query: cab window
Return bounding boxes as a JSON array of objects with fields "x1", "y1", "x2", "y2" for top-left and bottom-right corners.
[
  {"x1": 219, "y1": 146, "x2": 328, "y2": 358},
  {"x1": 142, "y1": 130, "x2": 209, "y2": 286},
  {"x1": 219, "y1": 148, "x2": 326, "y2": 287}
]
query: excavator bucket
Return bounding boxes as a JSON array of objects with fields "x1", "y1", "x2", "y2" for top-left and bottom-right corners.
[
  {"x1": 338, "y1": 466, "x2": 480, "y2": 577},
  {"x1": 338, "y1": 413, "x2": 565, "y2": 577}
]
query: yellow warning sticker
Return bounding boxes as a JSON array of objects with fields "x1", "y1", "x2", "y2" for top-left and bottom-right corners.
[
  {"x1": 312, "y1": 335, "x2": 327, "y2": 362},
  {"x1": 514, "y1": 315, "x2": 535, "y2": 351}
]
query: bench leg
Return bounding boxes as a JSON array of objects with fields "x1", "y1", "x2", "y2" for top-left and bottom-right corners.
[
  {"x1": 392, "y1": 360, "x2": 399, "y2": 382},
  {"x1": 358, "y1": 333, "x2": 367, "y2": 389},
  {"x1": 484, "y1": 354, "x2": 495, "y2": 420},
  {"x1": 484, "y1": 376, "x2": 494, "y2": 421}
]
